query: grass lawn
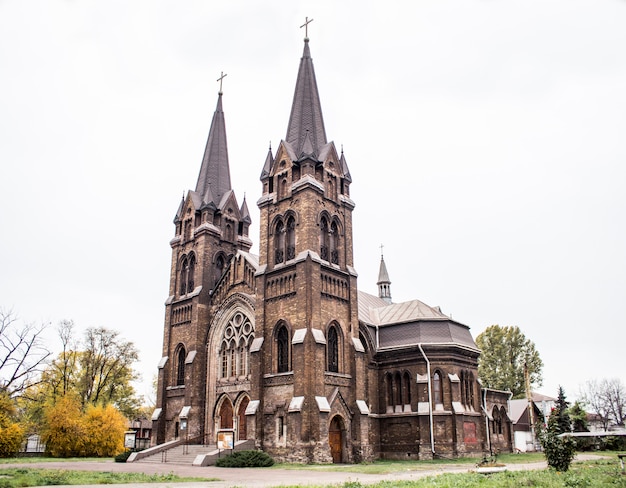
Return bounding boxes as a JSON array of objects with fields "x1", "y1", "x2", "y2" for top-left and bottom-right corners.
[
  {"x1": 351, "y1": 458, "x2": 626, "y2": 488},
  {"x1": 274, "y1": 452, "x2": 547, "y2": 474},
  {"x1": 0, "y1": 467, "x2": 218, "y2": 487}
]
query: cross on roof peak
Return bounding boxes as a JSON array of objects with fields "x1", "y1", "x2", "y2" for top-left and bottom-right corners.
[
  {"x1": 300, "y1": 16, "x2": 313, "y2": 39},
  {"x1": 217, "y1": 71, "x2": 227, "y2": 94}
]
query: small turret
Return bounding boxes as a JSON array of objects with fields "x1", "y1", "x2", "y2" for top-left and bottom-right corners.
[{"x1": 377, "y1": 247, "x2": 392, "y2": 304}]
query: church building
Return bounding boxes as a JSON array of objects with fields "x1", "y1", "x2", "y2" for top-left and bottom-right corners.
[{"x1": 152, "y1": 29, "x2": 512, "y2": 463}]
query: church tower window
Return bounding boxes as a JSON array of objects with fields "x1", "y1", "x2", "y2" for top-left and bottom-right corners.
[
  {"x1": 187, "y1": 254, "x2": 195, "y2": 292},
  {"x1": 214, "y1": 254, "x2": 225, "y2": 288},
  {"x1": 330, "y1": 221, "x2": 339, "y2": 264},
  {"x1": 286, "y1": 216, "x2": 296, "y2": 261},
  {"x1": 274, "y1": 220, "x2": 284, "y2": 264},
  {"x1": 276, "y1": 325, "x2": 290, "y2": 373},
  {"x1": 320, "y1": 217, "x2": 329, "y2": 260},
  {"x1": 176, "y1": 346, "x2": 186, "y2": 386},
  {"x1": 179, "y1": 256, "x2": 189, "y2": 295},
  {"x1": 327, "y1": 325, "x2": 339, "y2": 373}
]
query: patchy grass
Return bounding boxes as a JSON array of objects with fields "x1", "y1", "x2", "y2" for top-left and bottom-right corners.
[
  {"x1": 0, "y1": 468, "x2": 218, "y2": 487},
  {"x1": 274, "y1": 458, "x2": 626, "y2": 488},
  {"x1": 274, "y1": 453, "x2": 545, "y2": 474},
  {"x1": 0, "y1": 456, "x2": 105, "y2": 464}
]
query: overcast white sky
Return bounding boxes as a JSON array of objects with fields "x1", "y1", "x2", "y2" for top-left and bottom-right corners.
[{"x1": 1, "y1": 0, "x2": 625, "y2": 405}]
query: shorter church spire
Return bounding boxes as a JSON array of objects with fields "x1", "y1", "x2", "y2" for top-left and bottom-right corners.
[{"x1": 377, "y1": 245, "x2": 392, "y2": 304}]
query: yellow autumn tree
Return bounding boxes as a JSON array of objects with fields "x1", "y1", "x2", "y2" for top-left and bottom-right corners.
[
  {"x1": 41, "y1": 395, "x2": 86, "y2": 457},
  {"x1": 83, "y1": 404, "x2": 126, "y2": 457},
  {"x1": 0, "y1": 391, "x2": 24, "y2": 457}
]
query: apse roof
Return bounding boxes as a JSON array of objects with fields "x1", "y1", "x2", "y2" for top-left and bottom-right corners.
[{"x1": 358, "y1": 291, "x2": 479, "y2": 351}]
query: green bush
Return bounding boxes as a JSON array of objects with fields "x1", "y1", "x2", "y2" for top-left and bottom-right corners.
[
  {"x1": 215, "y1": 450, "x2": 274, "y2": 467},
  {"x1": 114, "y1": 450, "x2": 132, "y2": 463},
  {"x1": 539, "y1": 428, "x2": 576, "y2": 472}
]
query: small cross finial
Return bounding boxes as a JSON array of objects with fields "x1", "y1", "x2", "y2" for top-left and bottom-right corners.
[
  {"x1": 217, "y1": 71, "x2": 227, "y2": 93},
  {"x1": 380, "y1": 243, "x2": 384, "y2": 258},
  {"x1": 300, "y1": 16, "x2": 314, "y2": 38}
]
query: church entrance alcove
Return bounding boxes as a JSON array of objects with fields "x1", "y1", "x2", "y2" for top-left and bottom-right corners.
[
  {"x1": 237, "y1": 396, "x2": 249, "y2": 440},
  {"x1": 218, "y1": 397, "x2": 234, "y2": 430},
  {"x1": 329, "y1": 416, "x2": 345, "y2": 463}
]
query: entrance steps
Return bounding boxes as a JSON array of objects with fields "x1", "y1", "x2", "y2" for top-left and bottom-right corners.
[{"x1": 128, "y1": 439, "x2": 255, "y2": 466}]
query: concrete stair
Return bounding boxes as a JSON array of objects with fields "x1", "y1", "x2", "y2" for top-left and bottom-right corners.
[{"x1": 134, "y1": 444, "x2": 216, "y2": 464}]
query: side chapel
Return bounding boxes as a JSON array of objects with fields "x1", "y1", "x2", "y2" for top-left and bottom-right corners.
[{"x1": 152, "y1": 28, "x2": 512, "y2": 463}]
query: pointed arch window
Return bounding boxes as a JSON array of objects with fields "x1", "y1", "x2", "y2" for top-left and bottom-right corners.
[
  {"x1": 386, "y1": 373, "x2": 393, "y2": 410},
  {"x1": 176, "y1": 346, "x2": 186, "y2": 386},
  {"x1": 187, "y1": 254, "x2": 195, "y2": 293},
  {"x1": 433, "y1": 371, "x2": 443, "y2": 406},
  {"x1": 330, "y1": 221, "x2": 339, "y2": 264},
  {"x1": 394, "y1": 372, "x2": 402, "y2": 406},
  {"x1": 327, "y1": 325, "x2": 339, "y2": 373},
  {"x1": 320, "y1": 217, "x2": 329, "y2": 261},
  {"x1": 286, "y1": 216, "x2": 296, "y2": 261},
  {"x1": 403, "y1": 372, "x2": 412, "y2": 406},
  {"x1": 220, "y1": 344, "x2": 228, "y2": 378},
  {"x1": 274, "y1": 220, "x2": 285, "y2": 264},
  {"x1": 225, "y1": 223, "x2": 234, "y2": 242},
  {"x1": 180, "y1": 257, "x2": 189, "y2": 295},
  {"x1": 214, "y1": 254, "x2": 225, "y2": 289},
  {"x1": 276, "y1": 325, "x2": 290, "y2": 373}
]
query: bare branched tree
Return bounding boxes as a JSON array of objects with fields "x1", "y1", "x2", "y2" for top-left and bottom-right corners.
[
  {"x1": 0, "y1": 308, "x2": 52, "y2": 397},
  {"x1": 580, "y1": 378, "x2": 626, "y2": 430}
]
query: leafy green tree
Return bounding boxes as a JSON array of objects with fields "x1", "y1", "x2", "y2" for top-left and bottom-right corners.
[
  {"x1": 568, "y1": 401, "x2": 589, "y2": 433},
  {"x1": 0, "y1": 390, "x2": 24, "y2": 457},
  {"x1": 475, "y1": 325, "x2": 543, "y2": 398}
]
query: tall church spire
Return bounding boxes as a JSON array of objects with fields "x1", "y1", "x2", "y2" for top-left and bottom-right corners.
[
  {"x1": 285, "y1": 38, "x2": 327, "y2": 158},
  {"x1": 195, "y1": 90, "x2": 232, "y2": 205},
  {"x1": 377, "y1": 247, "x2": 392, "y2": 304}
]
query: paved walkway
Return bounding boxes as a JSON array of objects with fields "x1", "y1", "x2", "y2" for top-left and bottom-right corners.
[{"x1": 0, "y1": 454, "x2": 605, "y2": 488}]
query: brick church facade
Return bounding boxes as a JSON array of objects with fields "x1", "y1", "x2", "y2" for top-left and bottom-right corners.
[{"x1": 152, "y1": 33, "x2": 512, "y2": 463}]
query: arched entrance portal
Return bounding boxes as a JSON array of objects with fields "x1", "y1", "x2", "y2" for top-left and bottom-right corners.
[
  {"x1": 237, "y1": 397, "x2": 249, "y2": 440},
  {"x1": 329, "y1": 416, "x2": 344, "y2": 463},
  {"x1": 218, "y1": 398, "x2": 233, "y2": 429}
]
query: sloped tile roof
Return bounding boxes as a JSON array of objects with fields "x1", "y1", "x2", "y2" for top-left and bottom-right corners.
[{"x1": 358, "y1": 290, "x2": 478, "y2": 351}]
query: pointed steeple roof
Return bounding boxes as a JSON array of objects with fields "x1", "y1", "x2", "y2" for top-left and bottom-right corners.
[
  {"x1": 260, "y1": 144, "x2": 274, "y2": 179},
  {"x1": 377, "y1": 250, "x2": 392, "y2": 304},
  {"x1": 285, "y1": 38, "x2": 327, "y2": 159},
  {"x1": 195, "y1": 92, "x2": 232, "y2": 205},
  {"x1": 340, "y1": 147, "x2": 352, "y2": 183},
  {"x1": 240, "y1": 195, "x2": 251, "y2": 224}
]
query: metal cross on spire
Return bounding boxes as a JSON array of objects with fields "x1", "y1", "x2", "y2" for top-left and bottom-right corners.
[
  {"x1": 217, "y1": 71, "x2": 227, "y2": 93},
  {"x1": 380, "y1": 243, "x2": 384, "y2": 258},
  {"x1": 300, "y1": 16, "x2": 314, "y2": 38}
]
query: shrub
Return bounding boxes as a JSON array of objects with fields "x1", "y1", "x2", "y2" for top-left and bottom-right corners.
[
  {"x1": 0, "y1": 392, "x2": 24, "y2": 457},
  {"x1": 41, "y1": 396, "x2": 86, "y2": 457},
  {"x1": 215, "y1": 450, "x2": 274, "y2": 467},
  {"x1": 114, "y1": 449, "x2": 132, "y2": 463},
  {"x1": 82, "y1": 404, "x2": 126, "y2": 457},
  {"x1": 540, "y1": 428, "x2": 576, "y2": 472}
]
